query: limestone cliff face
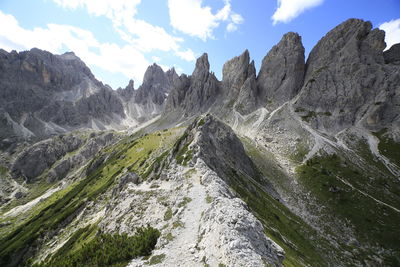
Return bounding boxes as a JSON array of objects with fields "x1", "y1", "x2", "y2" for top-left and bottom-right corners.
[
  {"x1": 257, "y1": 32, "x2": 305, "y2": 108},
  {"x1": 120, "y1": 64, "x2": 173, "y2": 123},
  {"x1": 293, "y1": 19, "x2": 400, "y2": 132},
  {"x1": 164, "y1": 53, "x2": 220, "y2": 117},
  {"x1": 221, "y1": 50, "x2": 258, "y2": 114}
]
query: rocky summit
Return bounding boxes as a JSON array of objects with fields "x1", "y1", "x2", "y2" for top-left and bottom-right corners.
[{"x1": 0, "y1": 18, "x2": 399, "y2": 267}]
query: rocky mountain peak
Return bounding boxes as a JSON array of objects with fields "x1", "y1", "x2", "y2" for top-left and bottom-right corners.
[
  {"x1": 192, "y1": 53, "x2": 210, "y2": 79},
  {"x1": 134, "y1": 63, "x2": 171, "y2": 107},
  {"x1": 305, "y1": 18, "x2": 385, "y2": 81},
  {"x1": 222, "y1": 49, "x2": 252, "y2": 97},
  {"x1": 142, "y1": 63, "x2": 168, "y2": 92},
  {"x1": 126, "y1": 79, "x2": 134, "y2": 90},
  {"x1": 384, "y1": 43, "x2": 400, "y2": 64},
  {"x1": 257, "y1": 31, "x2": 305, "y2": 107},
  {"x1": 294, "y1": 18, "x2": 397, "y2": 132}
]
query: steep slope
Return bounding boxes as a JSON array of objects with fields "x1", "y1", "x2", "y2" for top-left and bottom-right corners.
[
  {"x1": 119, "y1": 64, "x2": 174, "y2": 123},
  {"x1": 164, "y1": 53, "x2": 220, "y2": 118},
  {"x1": 293, "y1": 18, "x2": 399, "y2": 133},
  {"x1": 0, "y1": 116, "x2": 291, "y2": 267},
  {"x1": 257, "y1": 32, "x2": 305, "y2": 108},
  {"x1": 161, "y1": 18, "x2": 400, "y2": 266}
]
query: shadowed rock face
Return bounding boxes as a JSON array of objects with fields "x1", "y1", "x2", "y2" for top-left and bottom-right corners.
[
  {"x1": 221, "y1": 50, "x2": 258, "y2": 114},
  {"x1": 0, "y1": 49, "x2": 174, "y2": 142},
  {"x1": 0, "y1": 48, "x2": 125, "y2": 140},
  {"x1": 135, "y1": 64, "x2": 170, "y2": 106},
  {"x1": 163, "y1": 70, "x2": 190, "y2": 113},
  {"x1": 257, "y1": 32, "x2": 305, "y2": 108},
  {"x1": 163, "y1": 18, "x2": 399, "y2": 134},
  {"x1": 384, "y1": 43, "x2": 400, "y2": 64},
  {"x1": 164, "y1": 53, "x2": 220, "y2": 117},
  {"x1": 120, "y1": 64, "x2": 174, "y2": 123},
  {"x1": 182, "y1": 53, "x2": 220, "y2": 115}
]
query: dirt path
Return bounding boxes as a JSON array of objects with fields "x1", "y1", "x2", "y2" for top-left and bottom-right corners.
[{"x1": 156, "y1": 171, "x2": 206, "y2": 266}]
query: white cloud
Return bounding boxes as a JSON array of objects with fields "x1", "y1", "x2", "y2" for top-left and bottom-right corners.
[
  {"x1": 271, "y1": 0, "x2": 324, "y2": 25},
  {"x1": 231, "y1": 13, "x2": 244, "y2": 24},
  {"x1": 0, "y1": 10, "x2": 149, "y2": 84},
  {"x1": 151, "y1": 56, "x2": 161, "y2": 62},
  {"x1": 167, "y1": 0, "x2": 244, "y2": 41},
  {"x1": 175, "y1": 48, "x2": 196, "y2": 62},
  {"x1": 52, "y1": 0, "x2": 196, "y2": 62},
  {"x1": 227, "y1": 13, "x2": 244, "y2": 32},
  {"x1": 226, "y1": 23, "x2": 237, "y2": 33},
  {"x1": 379, "y1": 19, "x2": 400, "y2": 51}
]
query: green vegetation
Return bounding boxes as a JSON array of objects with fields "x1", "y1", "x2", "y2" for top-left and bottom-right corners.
[
  {"x1": 288, "y1": 142, "x2": 309, "y2": 163},
  {"x1": 148, "y1": 254, "x2": 166, "y2": 265},
  {"x1": 296, "y1": 154, "x2": 400, "y2": 264},
  {"x1": 184, "y1": 168, "x2": 197, "y2": 179},
  {"x1": 235, "y1": 136, "x2": 338, "y2": 266},
  {"x1": 228, "y1": 166, "x2": 330, "y2": 266},
  {"x1": 374, "y1": 129, "x2": 400, "y2": 167},
  {"x1": 165, "y1": 232, "x2": 174, "y2": 242},
  {"x1": 173, "y1": 130, "x2": 194, "y2": 166},
  {"x1": 36, "y1": 226, "x2": 160, "y2": 267},
  {"x1": 175, "y1": 143, "x2": 193, "y2": 166},
  {"x1": 172, "y1": 220, "x2": 184, "y2": 229},
  {"x1": 178, "y1": 197, "x2": 192, "y2": 208},
  {"x1": 205, "y1": 194, "x2": 213, "y2": 204},
  {"x1": 0, "y1": 165, "x2": 7, "y2": 175},
  {"x1": 295, "y1": 108, "x2": 332, "y2": 122},
  {"x1": 164, "y1": 207, "x2": 173, "y2": 221},
  {"x1": 51, "y1": 224, "x2": 97, "y2": 260},
  {"x1": 197, "y1": 118, "x2": 206, "y2": 126},
  {"x1": 0, "y1": 128, "x2": 182, "y2": 266}
]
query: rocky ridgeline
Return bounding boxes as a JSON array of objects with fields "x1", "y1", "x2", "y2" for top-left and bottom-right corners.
[
  {"x1": 1, "y1": 18, "x2": 399, "y2": 143},
  {"x1": 161, "y1": 19, "x2": 399, "y2": 136},
  {"x1": 102, "y1": 115, "x2": 285, "y2": 266}
]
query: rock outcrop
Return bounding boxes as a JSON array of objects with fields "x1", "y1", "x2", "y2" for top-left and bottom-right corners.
[
  {"x1": 11, "y1": 131, "x2": 116, "y2": 182},
  {"x1": 384, "y1": 43, "x2": 400, "y2": 64},
  {"x1": 120, "y1": 64, "x2": 173, "y2": 123},
  {"x1": 293, "y1": 19, "x2": 399, "y2": 132},
  {"x1": 164, "y1": 53, "x2": 220, "y2": 117},
  {"x1": 257, "y1": 32, "x2": 305, "y2": 108},
  {"x1": 221, "y1": 50, "x2": 258, "y2": 114}
]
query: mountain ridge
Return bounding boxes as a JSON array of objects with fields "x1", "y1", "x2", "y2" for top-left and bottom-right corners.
[{"x1": 0, "y1": 18, "x2": 399, "y2": 266}]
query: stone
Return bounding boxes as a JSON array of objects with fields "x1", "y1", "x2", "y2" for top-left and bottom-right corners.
[
  {"x1": 257, "y1": 32, "x2": 305, "y2": 108},
  {"x1": 384, "y1": 43, "x2": 400, "y2": 64},
  {"x1": 293, "y1": 18, "x2": 399, "y2": 132},
  {"x1": 164, "y1": 53, "x2": 220, "y2": 117}
]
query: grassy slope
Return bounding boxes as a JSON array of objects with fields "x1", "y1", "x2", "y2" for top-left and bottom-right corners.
[
  {"x1": 374, "y1": 129, "x2": 400, "y2": 167},
  {"x1": 242, "y1": 133, "x2": 400, "y2": 265},
  {"x1": 240, "y1": 138, "x2": 338, "y2": 266},
  {"x1": 295, "y1": 143, "x2": 400, "y2": 265},
  {"x1": 0, "y1": 128, "x2": 182, "y2": 266}
]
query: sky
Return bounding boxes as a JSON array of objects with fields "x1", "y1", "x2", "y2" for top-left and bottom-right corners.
[{"x1": 0, "y1": 0, "x2": 399, "y2": 89}]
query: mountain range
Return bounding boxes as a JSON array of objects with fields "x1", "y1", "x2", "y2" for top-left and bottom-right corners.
[{"x1": 0, "y1": 18, "x2": 399, "y2": 266}]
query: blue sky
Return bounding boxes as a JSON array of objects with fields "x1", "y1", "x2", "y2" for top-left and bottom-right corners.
[{"x1": 0, "y1": 0, "x2": 399, "y2": 89}]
